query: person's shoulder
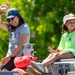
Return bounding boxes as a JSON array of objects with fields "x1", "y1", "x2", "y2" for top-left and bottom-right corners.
[
  {"x1": 22, "y1": 23, "x2": 28, "y2": 27},
  {"x1": 24, "y1": 23, "x2": 28, "y2": 27},
  {"x1": 19, "y1": 23, "x2": 28, "y2": 28},
  {"x1": 19, "y1": 23, "x2": 30, "y2": 31},
  {"x1": 62, "y1": 32, "x2": 67, "y2": 37}
]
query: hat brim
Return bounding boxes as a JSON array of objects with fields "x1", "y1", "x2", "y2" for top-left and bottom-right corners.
[
  {"x1": 63, "y1": 17, "x2": 75, "y2": 24},
  {"x1": 67, "y1": 17, "x2": 75, "y2": 21},
  {"x1": 6, "y1": 15, "x2": 15, "y2": 19}
]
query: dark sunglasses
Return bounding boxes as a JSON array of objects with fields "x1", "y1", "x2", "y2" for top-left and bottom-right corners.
[{"x1": 7, "y1": 17, "x2": 14, "y2": 22}]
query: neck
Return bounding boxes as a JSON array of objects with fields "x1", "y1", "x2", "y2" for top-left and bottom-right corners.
[{"x1": 68, "y1": 29, "x2": 75, "y2": 33}]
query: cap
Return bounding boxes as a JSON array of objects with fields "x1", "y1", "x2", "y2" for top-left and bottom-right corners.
[
  {"x1": 6, "y1": 8, "x2": 20, "y2": 19},
  {"x1": 63, "y1": 13, "x2": 75, "y2": 24}
]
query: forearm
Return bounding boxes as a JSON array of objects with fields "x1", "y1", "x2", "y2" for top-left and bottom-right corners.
[
  {"x1": 0, "y1": 15, "x2": 8, "y2": 31},
  {"x1": 0, "y1": 14, "x2": 2, "y2": 24},
  {"x1": 1, "y1": 44, "x2": 23, "y2": 65},
  {"x1": 10, "y1": 44, "x2": 24, "y2": 57},
  {"x1": 0, "y1": 2, "x2": 10, "y2": 31}
]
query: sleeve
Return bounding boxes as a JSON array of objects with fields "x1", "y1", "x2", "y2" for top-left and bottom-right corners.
[
  {"x1": 58, "y1": 35, "x2": 66, "y2": 51},
  {"x1": 20, "y1": 24, "x2": 30, "y2": 35}
]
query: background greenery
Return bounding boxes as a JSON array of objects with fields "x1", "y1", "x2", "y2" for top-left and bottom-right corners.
[{"x1": 0, "y1": 0, "x2": 75, "y2": 61}]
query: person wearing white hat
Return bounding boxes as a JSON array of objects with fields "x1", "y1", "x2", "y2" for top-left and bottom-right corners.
[{"x1": 27, "y1": 13, "x2": 75, "y2": 74}]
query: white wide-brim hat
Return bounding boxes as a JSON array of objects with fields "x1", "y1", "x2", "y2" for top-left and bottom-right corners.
[{"x1": 63, "y1": 13, "x2": 75, "y2": 25}]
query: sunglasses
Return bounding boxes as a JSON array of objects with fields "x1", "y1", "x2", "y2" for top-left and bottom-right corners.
[{"x1": 7, "y1": 17, "x2": 14, "y2": 22}]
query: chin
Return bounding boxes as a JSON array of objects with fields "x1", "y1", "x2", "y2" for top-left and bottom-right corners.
[{"x1": 13, "y1": 25, "x2": 18, "y2": 27}]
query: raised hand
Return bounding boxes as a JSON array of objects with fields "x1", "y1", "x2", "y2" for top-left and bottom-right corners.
[{"x1": 0, "y1": 2, "x2": 11, "y2": 13}]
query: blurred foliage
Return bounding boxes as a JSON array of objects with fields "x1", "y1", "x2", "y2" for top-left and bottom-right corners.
[{"x1": 0, "y1": 0, "x2": 75, "y2": 61}]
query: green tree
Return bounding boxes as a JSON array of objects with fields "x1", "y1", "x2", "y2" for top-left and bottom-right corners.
[{"x1": 0, "y1": 0, "x2": 75, "y2": 61}]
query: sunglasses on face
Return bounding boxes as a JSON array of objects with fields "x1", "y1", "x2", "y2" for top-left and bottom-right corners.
[{"x1": 7, "y1": 17, "x2": 14, "y2": 22}]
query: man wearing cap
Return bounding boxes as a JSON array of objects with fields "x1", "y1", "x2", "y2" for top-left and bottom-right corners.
[{"x1": 0, "y1": 3, "x2": 30, "y2": 71}]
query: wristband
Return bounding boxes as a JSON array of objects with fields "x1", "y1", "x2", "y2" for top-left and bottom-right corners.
[
  {"x1": 56, "y1": 50, "x2": 61, "y2": 52},
  {"x1": 9, "y1": 56, "x2": 15, "y2": 59},
  {"x1": 9, "y1": 56, "x2": 12, "y2": 59}
]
